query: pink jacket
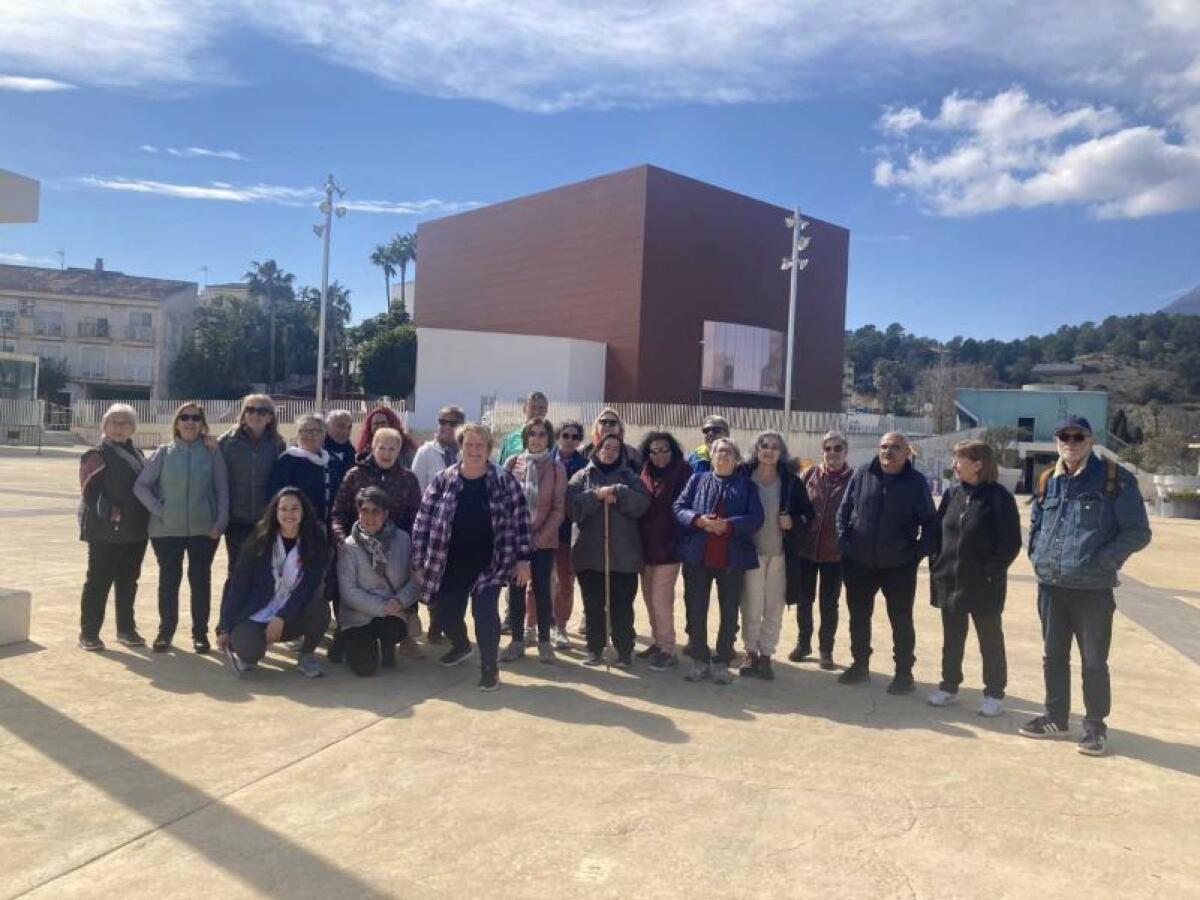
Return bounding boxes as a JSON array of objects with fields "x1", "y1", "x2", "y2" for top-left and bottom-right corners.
[
  {"x1": 505, "y1": 454, "x2": 567, "y2": 550},
  {"x1": 797, "y1": 464, "x2": 853, "y2": 563}
]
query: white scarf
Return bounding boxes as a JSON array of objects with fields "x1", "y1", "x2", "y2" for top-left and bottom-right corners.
[
  {"x1": 284, "y1": 445, "x2": 330, "y2": 466},
  {"x1": 267, "y1": 535, "x2": 304, "y2": 614}
]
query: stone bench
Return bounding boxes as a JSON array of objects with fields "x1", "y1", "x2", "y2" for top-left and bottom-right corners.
[{"x1": 0, "y1": 588, "x2": 31, "y2": 645}]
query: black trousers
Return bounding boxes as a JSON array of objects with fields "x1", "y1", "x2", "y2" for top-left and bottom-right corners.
[
  {"x1": 939, "y1": 606, "x2": 1007, "y2": 699},
  {"x1": 842, "y1": 558, "x2": 918, "y2": 673},
  {"x1": 682, "y1": 562, "x2": 743, "y2": 664},
  {"x1": 224, "y1": 522, "x2": 256, "y2": 574},
  {"x1": 576, "y1": 569, "x2": 638, "y2": 658},
  {"x1": 508, "y1": 548, "x2": 555, "y2": 642},
  {"x1": 435, "y1": 581, "x2": 502, "y2": 669},
  {"x1": 151, "y1": 535, "x2": 219, "y2": 640},
  {"x1": 80, "y1": 540, "x2": 148, "y2": 638},
  {"x1": 793, "y1": 556, "x2": 842, "y2": 653},
  {"x1": 229, "y1": 599, "x2": 332, "y2": 664},
  {"x1": 1037, "y1": 584, "x2": 1114, "y2": 731},
  {"x1": 342, "y1": 616, "x2": 408, "y2": 677}
]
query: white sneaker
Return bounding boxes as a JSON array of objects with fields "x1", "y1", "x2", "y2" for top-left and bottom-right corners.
[
  {"x1": 978, "y1": 696, "x2": 1005, "y2": 717},
  {"x1": 553, "y1": 627, "x2": 571, "y2": 650},
  {"x1": 927, "y1": 688, "x2": 958, "y2": 707},
  {"x1": 524, "y1": 626, "x2": 537, "y2": 644}
]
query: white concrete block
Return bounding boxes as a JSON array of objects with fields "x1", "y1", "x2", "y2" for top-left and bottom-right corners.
[{"x1": 0, "y1": 587, "x2": 32, "y2": 645}]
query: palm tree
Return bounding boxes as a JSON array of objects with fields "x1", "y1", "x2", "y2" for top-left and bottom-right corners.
[
  {"x1": 301, "y1": 283, "x2": 354, "y2": 392},
  {"x1": 244, "y1": 259, "x2": 296, "y2": 393},
  {"x1": 390, "y1": 232, "x2": 417, "y2": 312},
  {"x1": 370, "y1": 243, "x2": 397, "y2": 310}
]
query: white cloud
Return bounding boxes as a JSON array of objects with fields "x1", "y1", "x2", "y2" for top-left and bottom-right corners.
[
  {"x1": 0, "y1": 252, "x2": 56, "y2": 265},
  {"x1": 0, "y1": 74, "x2": 74, "y2": 91},
  {"x1": 140, "y1": 144, "x2": 244, "y2": 159},
  {"x1": 873, "y1": 87, "x2": 1200, "y2": 218},
  {"x1": 75, "y1": 175, "x2": 478, "y2": 216}
]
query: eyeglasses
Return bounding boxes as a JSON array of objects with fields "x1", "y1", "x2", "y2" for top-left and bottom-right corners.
[
  {"x1": 879, "y1": 443, "x2": 905, "y2": 452},
  {"x1": 1056, "y1": 431, "x2": 1088, "y2": 444},
  {"x1": 702, "y1": 427, "x2": 727, "y2": 436},
  {"x1": 824, "y1": 444, "x2": 846, "y2": 452},
  {"x1": 561, "y1": 432, "x2": 583, "y2": 440},
  {"x1": 438, "y1": 418, "x2": 462, "y2": 427},
  {"x1": 178, "y1": 414, "x2": 203, "y2": 423},
  {"x1": 298, "y1": 427, "x2": 324, "y2": 435},
  {"x1": 598, "y1": 419, "x2": 619, "y2": 427},
  {"x1": 244, "y1": 406, "x2": 272, "y2": 416}
]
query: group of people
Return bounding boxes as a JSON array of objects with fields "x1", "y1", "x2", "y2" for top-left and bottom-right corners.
[{"x1": 76, "y1": 390, "x2": 1151, "y2": 756}]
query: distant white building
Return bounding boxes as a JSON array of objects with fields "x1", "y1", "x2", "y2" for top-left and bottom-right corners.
[
  {"x1": 199, "y1": 281, "x2": 251, "y2": 304},
  {"x1": 0, "y1": 260, "x2": 198, "y2": 401},
  {"x1": 388, "y1": 280, "x2": 416, "y2": 318}
]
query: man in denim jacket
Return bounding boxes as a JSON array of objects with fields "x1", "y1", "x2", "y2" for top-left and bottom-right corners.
[{"x1": 1020, "y1": 416, "x2": 1151, "y2": 756}]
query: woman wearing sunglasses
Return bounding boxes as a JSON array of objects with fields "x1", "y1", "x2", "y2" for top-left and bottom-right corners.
[
  {"x1": 218, "y1": 394, "x2": 286, "y2": 574},
  {"x1": 550, "y1": 418, "x2": 588, "y2": 646},
  {"x1": 582, "y1": 408, "x2": 642, "y2": 471},
  {"x1": 790, "y1": 430, "x2": 853, "y2": 670},
  {"x1": 134, "y1": 402, "x2": 229, "y2": 653}
]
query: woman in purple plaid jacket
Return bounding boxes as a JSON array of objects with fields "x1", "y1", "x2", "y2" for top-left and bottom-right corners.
[{"x1": 411, "y1": 423, "x2": 532, "y2": 692}]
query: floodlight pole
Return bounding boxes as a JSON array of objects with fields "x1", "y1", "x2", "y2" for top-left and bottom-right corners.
[
  {"x1": 315, "y1": 174, "x2": 341, "y2": 411},
  {"x1": 783, "y1": 206, "x2": 801, "y2": 423}
]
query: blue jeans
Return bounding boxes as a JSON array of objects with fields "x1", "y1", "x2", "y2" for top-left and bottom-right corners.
[
  {"x1": 1037, "y1": 584, "x2": 1114, "y2": 732},
  {"x1": 435, "y1": 582, "x2": 502, "y2": 669}
]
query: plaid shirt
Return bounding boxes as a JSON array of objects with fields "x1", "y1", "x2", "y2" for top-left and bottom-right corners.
[{"x1": 411, "y1": 462, "x2": 531, "y2": 604}]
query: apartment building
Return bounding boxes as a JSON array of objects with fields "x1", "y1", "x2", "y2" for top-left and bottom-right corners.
[{"x1": 0, "y1": 260, "x2": 198, "y2": 401}]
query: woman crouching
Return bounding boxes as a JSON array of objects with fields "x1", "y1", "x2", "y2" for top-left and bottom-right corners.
[
  {"x1": 216, "y1": 487, "x2": 331, "y2": 678},
  {"x1": 337, "y1": 486, "x2": 421, "y2": 676}
]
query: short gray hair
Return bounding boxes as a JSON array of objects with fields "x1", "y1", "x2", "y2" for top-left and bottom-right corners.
[
  {"x1": 821, "y1": 430, "x2": 848, "y2": 450},
  {"x1": 325, "y1": 409, "x2": 353, "y2": 426},
  {"x1": 101, "y1": 403, "x2": 138, "y2": 430},
  {"x1": 295, "y1": 412, "x2": 326, "y2": 431},
  {"x1": 709, "y1": 436, "x2": 741, "y2": 462}
]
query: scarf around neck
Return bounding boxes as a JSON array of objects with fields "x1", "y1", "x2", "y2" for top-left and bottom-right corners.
[
  {"x1": 518, "y1": 448, "x2": 551, "y2": 515},
  {"x1": 268, "y1": 534, "x2": 304, "y2": 614},
  {"x1": 351, "y1": 520, "x2": 398, "y2": 586},
  {"x1": 103, "y1": 439, "x2": 145, "y2": 474},
  {"x1": 285, "y1": 445, "x2": 330, "y2": 467}
]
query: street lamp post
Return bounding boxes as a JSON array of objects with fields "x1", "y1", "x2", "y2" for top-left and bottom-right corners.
[
  {"x1": 780, "y1": 207, "x2": 812, "y2": 423},
  {"x1": 312, "y1": 174, "x2": 346, "y2": 411}
]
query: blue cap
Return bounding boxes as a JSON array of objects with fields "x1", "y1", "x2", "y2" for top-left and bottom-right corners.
[{"x1": 1054, "y1": 415, "x2": 1093, "y2": 436}]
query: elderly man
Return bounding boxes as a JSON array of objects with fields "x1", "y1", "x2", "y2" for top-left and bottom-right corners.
[
  {"x1": 1020, "y1": 416, "x2": 1150, "y2": 757},
  {"x1": 687, "y1": 415, "x2": 731, "y2": 473},
  {"x1": 412, "y1": 405, "x2": 466, "y2": 493},
  {"x1": 498, "y1": 391, "x2": 548, "y2": 465},
  {"x1": 835, "y1": 431, "x2": 937, "y2": 693}
]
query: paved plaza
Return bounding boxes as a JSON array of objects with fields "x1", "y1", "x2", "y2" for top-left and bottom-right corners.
[{"x1": 1, "y1": 445, "x2": 1198, "y2": 899}]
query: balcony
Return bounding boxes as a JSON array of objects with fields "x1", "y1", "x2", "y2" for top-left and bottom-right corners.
[
  {"x1": 76, "y1": 366, "x2": 154, "y2": 385},
  {"x1": 124, "y1": 325, "x2": 154, "y2": 343},
  {"x1": 77, "y1": 321, "x2": 111, "y2": 340}
]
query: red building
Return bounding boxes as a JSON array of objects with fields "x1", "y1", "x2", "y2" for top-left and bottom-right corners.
[{"x1": 415, "y1": 165, "x2": 849, "y2": 411}]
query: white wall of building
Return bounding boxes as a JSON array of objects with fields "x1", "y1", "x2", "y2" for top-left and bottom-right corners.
[
  {"x1": 412, "y1": 327, "x2": 606, "y2": 429},
  {"x1": 0, "y1": 169, "x2": 39, "y2": 223}
]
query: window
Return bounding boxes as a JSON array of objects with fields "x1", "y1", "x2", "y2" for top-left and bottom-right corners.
[
  {"x1": 701, "y1": 321, "x2": 785, "y2": 396},
  {"x1": 78, "y1": 317, "x2": 110, "y2": 338},
  {"x1": 35, "y1": 309, "x2": 63, "y2": 337},
  {"x1": 127, "y1": 310, "x2": 153, "y2": 342},
  {"x1": 80, "y1": 346, "x2": 107, "y2": 379},
  {"x1": 1017, "y1": 416, "x2": 1036, "y2": 441},
  {"x1": 124, "y1": 348, "x2": 153, "y2": 382},
  {"x1": 18, "y1": 298, "x2": 34, "y2": 317},
  {"x1": 0, "y1": 309, "x2": 15, "y2": 334},
  {"x1": 37, "y1": 343, "x2": 66, "y2": 363}
]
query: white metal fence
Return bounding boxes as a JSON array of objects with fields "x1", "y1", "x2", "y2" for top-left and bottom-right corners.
[
  {"x1": 486, "y1": 400, "x2": 934, "y2": 466},
  {"x1": 0, "y1": 398, "x2": 43, "y2": 426}
]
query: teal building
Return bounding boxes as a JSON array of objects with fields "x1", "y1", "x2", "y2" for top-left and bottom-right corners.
[{"x1": 955, "y1": 386, "x2": 1108, "y2": 444}]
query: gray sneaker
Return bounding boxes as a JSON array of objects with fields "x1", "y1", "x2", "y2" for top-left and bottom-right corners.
[
  {"x1": 296, "y1": 652, "x2": 325, "y2": 678},
  {"x1": 499, "y1": 640, "x2": 526, "y2": 663},
  {"x1": 537, "y1": 641, "x2": 556, "y2": 664},
  {"x1": 649, "y1": 650, "x2": 676, "y2": 672},
  {"x1": 684, "y1": 660, "x2": 711, "y2": 682},
  {"x1": 712, "y1": 662, "x2": 733, "y2": 685},
  {"x1": 553, "y1": 627, "x2": 571, "y2": 650}
]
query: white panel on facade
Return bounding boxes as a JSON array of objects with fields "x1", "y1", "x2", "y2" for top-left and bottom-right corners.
[{"x1": 0, "y1": 170, "x2": 39, "y2": 223}]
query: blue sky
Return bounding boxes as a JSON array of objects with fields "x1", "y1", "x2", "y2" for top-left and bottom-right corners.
[{"x1": 2, "y1": 1, "x2": 1199, "y2": 340}]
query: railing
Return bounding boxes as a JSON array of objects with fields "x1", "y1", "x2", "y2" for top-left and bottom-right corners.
[
  {"x1": 124, "y1": 325, "x2": 154, "y2": 342},
  {"x1": 0, "y1": 398, "x2": 43, "y2": 426}
]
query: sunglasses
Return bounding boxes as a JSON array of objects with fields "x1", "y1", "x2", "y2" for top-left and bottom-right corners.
[
  {"x1": 1056, "y1": 432, "x2": 1088, "y2": 444},
  {"x1": 649, "y1": 446, "x2": 672, "y2": 455},
  {"x1": 598, "y1": 419, "x2": 620, "y2": 427},
  {"x1": 560, "y1": 432, "x2": 583, "y2": 440},
  {"x1": 824, "y1": 444, "x2": 846, "y2": 452},
  {"x1": 178, "y1": 414, "x2": 203, "y2": 423},
  {"x1": 437, "y1": 418, "x2": 462, "y2": 427},
  {"x1": 244, "y1": 406, "x2": 272, "y2": 416},
  {"x1": 702, "y1": 427, "x2": 727, "y2": 435}
]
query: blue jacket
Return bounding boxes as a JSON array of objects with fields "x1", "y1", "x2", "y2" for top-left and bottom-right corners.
[
  {"x1": 268, "y1": 451, "x2": 330, "y2": 521},
  {"x1": 1028, "y1": 454, "x2": 1151, "y2": 590},
  {"x1": 217, "y1": 540, "x2": 328, "y2": 634},
  {"x1": 673, "y1": 470, "x2": 764, "y2": 570},
  {"x1": 836, "y1": 459, "x2": 937, "y2": 569}
]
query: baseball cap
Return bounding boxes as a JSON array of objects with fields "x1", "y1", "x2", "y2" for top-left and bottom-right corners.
[
  {"x1": 1053, "y1": 415, "x2": 1093, "y2": 437},
  {"x1": 702, "y1": 415, "x2": 730, "y2": 432}
]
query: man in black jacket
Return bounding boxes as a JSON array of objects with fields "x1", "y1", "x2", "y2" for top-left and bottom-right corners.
[{"x1": 835, "y1": 432, "x2": 937, "y2": 693}]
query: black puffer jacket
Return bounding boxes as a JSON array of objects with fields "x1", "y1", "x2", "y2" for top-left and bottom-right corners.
[
  {"x1": 218, "y1": 426, "x2": 287, "y2": 526},
  {"x1": 78, "y1": 441, "x2": 150, "y2": 544},
  {"x1": 836, "y1": 459, "x2": 937, "y2": 569},
  {"x1": 929, "y1": 481, "x2": 1022, "y2": 613}
]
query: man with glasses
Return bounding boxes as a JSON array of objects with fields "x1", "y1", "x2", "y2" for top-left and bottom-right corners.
[
  {"x1": 835, "y1": 431, "x2": 937, "y2": 693},
  {"x1": 498, "y1": 391, "x2": 548, "y2": 465},
  {"x1": 413, "y1": 406, "x2": 467, "y2": 493},
  {"x1": 687, "y1": 415, "x2": 731, "y2": 473},
  {"x1": 1020, "y1": 416, "x2": 1150, "y2": 756}
]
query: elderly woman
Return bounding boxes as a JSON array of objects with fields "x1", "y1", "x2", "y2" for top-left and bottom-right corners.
[
  {"x1": 216, "y1": 487, "x2": 330, "y2": 678},
  {"x1": 739, "y1": 431, "x2": 814, "y2": 680},
  {"x1": 635, "y1": 430, "x2": 691, "y2": 671},
  {"x1": 77, "y1": 403, "x2": 152, "y2": 651},
  {"x1": 550, "y1": 418, "x2": 588, "y2": 646},
  {"x1": 569, "y1": 434, "x2": 651, "y2": 668},
  {"x1": 269, "y1": 413, "x2": 332, "y2": 521},
  {"x1": 134, "y1": 402, "x2": 229, "y2": 654},
  {"x1": 218, "y1": 394, "x2": 286, "y2": 573},
  {"x1": 355, "y1": 405, "x2": 417, "y2": 469},
  {"x1": 673, "y1": 437, "x2": 764, "y2": 684},
  {"x1": 412, "y1": 423, "x2": 532, "y2": 692},
  {"x1": 336, "y1": 486, "x2": 421, "y2": 677},
  {"x1": 790, "y1": 430, "x2": 853, "y2": 669},
  {"x1": 582, "y1": 408, "x2": 642, "y2": 471},
  {"x1": 501, "y1": 417, "x2": 567, "y2": 664},
  {"x1": 927, "y1": 440, "x2": 1022, "y2": 716},
  {"x1": 332, "y1": 427, "x2": 422, "y2": 540},
  {"x1": 323, "y1": 408, "x2": 357, "y2": 511}
]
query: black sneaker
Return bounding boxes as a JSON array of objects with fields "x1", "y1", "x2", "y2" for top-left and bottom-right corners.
[
  {"x1": 327, "y1": 633, "x2": 345, "y2": 663},
  {"x1": 1077, "y1": 727, "x2": 1108, "y2": 756},
  {"x1": 152, "y1": 635, "x2": 172, "y2": 653},
  {"x1": 788, "y1": 642, "x2": 812, "y2": 663},
  {"x1": 379, "y1": 641, "x2": 397, "y2": 669},
  {"x1": 635, "y1": 643, "x2": 660, "y2": 660},
  {"x1": 116, "y1": 630, "x2": 145, "y2": 647},
  {"x1": 886, "y1": 673, "x2": 915, "y2": 695},
  {"x1": 478, "y1": 665, "x2": 500, "y2": 691},
  {"x1": 739, "y1": 653, "x2": 760, "y2": 677},
  {"x1": 193, "y1": 635, "x2": 211, "y2": 655},
  {"x1": 758, "y1": 656, "x2": 775, "y2": 681},
  {"x1": 78, "y1": 634, "x2": 105, "y2": 652},
  {"x1": 837, "y1": 664, "x2": 869, "y2": 685},
  {"x1": 818, "y1": 651, "x2": 837, "y2": 671},
  {"x1": 1019, "y1": 715, "x2": 1070, "y2": 739},
  {"x1": 614, "y1": 655, "x2": 632, "y2": 670},
  {"x1": 439, "y1": 644, "x2": 475, "y2": 667}
]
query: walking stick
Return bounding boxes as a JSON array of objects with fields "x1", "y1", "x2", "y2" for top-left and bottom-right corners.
[{"x1": 604, "y1": 496, "x2": 612, "y2": 672}]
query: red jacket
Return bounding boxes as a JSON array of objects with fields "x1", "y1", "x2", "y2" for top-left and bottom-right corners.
[
  {"x1": 797, "y1": 464, "x2": 852, "y2": 562},
  {"x1": 331, "y1": 455, "x2": 421, "y2": 542},
  {"x1": 639, "y1": 459, "x2": 692, "y2": 565}
]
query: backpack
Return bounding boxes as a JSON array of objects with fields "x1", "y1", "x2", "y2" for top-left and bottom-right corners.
[{"x1": 1037, "y1": 458, "x2": 1119, "y2": 501}]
